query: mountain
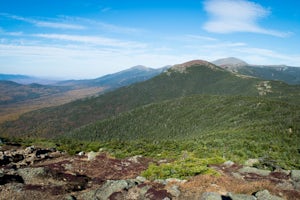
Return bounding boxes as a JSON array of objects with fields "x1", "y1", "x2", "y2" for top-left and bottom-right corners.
[
  {"x1": 213, "y1": 57, "x2": 300, "y2": 85},
  {"x1": 0, "y1": 74, "x2": 58, "y2": 85},
  {"x1": 0, "y1": 80, "x2": 70, "y2": 105},
  {"x1": 212, "y1": 57, "x2": 248, "y2": 67},
  {"x1": 55, "y1": 65, "x2": 169, "y2": 90},
  {"x1": 1, "y1": 60, "x2": 299, "y2": 138}
]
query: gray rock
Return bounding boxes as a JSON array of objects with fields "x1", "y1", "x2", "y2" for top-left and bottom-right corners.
[
  {"x1": 232, "y1": 172, "x2": 244, "y2": 180},
  {"x1": 87, "y1": 151, "x2": 98, "y2": 161},
  {"x1": 94, "y1": 180, "x2": 133, "y2": 200},
  {"x1": 293, "y1": 181, "x2": 300, "y2": 191},
  {"x1": 154, "y1": 179, "x2": 167, "y2": 185},
  {"x1": 135, "y1": 176, "x2": 147, "y2": 183},
  {"x1": 291, "y1": 170, "x2": 300, "y2": 182},
  {"x1": 167, "y1": 185, "x2": 181, "y2": 197},
  {"x1": 166, "y1": 178, "x2": 187, "y2": 184},
  {"x1": 200, "y1": 192, "x2": 222, "y2": 200},
  {"x1": 228, "y1": 193, "x2": 256, "y2": 200},
  {"x1": 238, "y1": 166, "x2": 271, "y2": 176},
  {"x1": 276, "y1": 182, "x2": 294, "y2": 190},
  {"x1": 223, "y1": 160, "x2": 235, "y2": 167},
  {"x1": 64, "y1": 195, "x2": 77, "y2": 200},
  {"x1": 255, "y1": 190, "x2": 284, "y2": 200},
  {"x1": 17, "y1": 167, "x2": 47, "y2": 184},
  {"x1": 244, "y1": 159, "x2": 259, "y2": 167}
]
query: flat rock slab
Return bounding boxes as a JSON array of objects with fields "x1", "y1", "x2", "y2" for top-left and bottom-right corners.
[{"x1": 238, "y1": 166, "x2": 271, "y2": 177}]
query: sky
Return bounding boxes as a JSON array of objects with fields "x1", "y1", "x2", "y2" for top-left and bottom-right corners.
[{"x1": 0, "y1": 0, "x2": 300, "y2": 79}]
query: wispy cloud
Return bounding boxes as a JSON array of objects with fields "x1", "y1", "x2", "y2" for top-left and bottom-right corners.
[
  {"x1": 185, "y1": 34, "x2": 218, "y2": 41},
  {"x1": 33, "y1": 33, "x2": 147, "y2": 48},
  {"x1": 61, "y1": 16, "x2": 144, "y2": 34},
  {"x1": 203, "y1": 0, "x2": 290, "y2": 37},
  {"x1": 1, "y1": 13, "x2": 85, "y2": 30}
]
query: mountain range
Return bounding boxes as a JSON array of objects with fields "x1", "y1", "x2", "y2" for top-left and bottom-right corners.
[
  {"x1": 1, "y1": 59, "x2": 299, "y2": 139},
  {"x1": 1, "y1": 58, "x2": 300, "y2": 170},
  {"x1": 212, "y1": 57, "x2": 300, "y2": 85}
]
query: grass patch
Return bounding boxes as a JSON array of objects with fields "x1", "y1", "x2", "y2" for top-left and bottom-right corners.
[{"x1": 141, "y1": 152, "x2": 224, "y2": 180}]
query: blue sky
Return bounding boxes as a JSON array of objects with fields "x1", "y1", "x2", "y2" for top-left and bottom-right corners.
[{"x1": 0, "y1": 0, "x2": 299, "y2": 78}]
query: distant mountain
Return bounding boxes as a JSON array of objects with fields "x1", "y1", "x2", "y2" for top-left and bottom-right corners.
[
  {"x1": 213, "y1": 57, "x2": 300, "y2": 85},
  {"x1": 1, "y1": 59, "x2": 299, "y2": 138},
  {"x1": 212, "y1": 57, "x2": 248, "y2": 67},
  {"x1": 55, "y1": 65, "x2": 169, "y2": 90},
  {"x1": 0, "y1": 80, "x2": 70, "y2": 105},
  {"x1": 0, "y1": 74, "x2": 58, "y2": 85}
]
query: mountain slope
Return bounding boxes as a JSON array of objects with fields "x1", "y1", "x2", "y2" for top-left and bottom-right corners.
[
  {"x1": 67, "y1": 95, "x2": 300, "y2": 141},
  {"x1": 1, "y1": 60, "x2": 299, "y2": 138},
  {"x1": 55, "y1": 65, "x2": 168, "y2": 90},
  {"x1": 63, "y1": 94, "x2": 300, "y2": 168},
  {"x1": 213, "y1": 57, "x2": 300, "y2": 85}
]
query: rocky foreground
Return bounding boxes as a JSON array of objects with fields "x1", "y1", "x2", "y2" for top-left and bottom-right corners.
[{"x1": 1, "y1": 143, "x2": 300, "y2": 200}]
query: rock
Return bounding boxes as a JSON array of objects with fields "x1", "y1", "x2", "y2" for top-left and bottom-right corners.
[
  {"x1": 200, "y1": 192, "x2": 222, "y2": 200},
  {"x1": 64, "y1": 195, "x2": 77, "y2": 200},
  {"x1": 166, "y1": 178, "x2": 187, "y2": 184},
  {"x1": 94, "y1": 180, "x2": 132, "y2": 200},
  {"x1": 135, "y1": 176, "x2": 147, "y2": 183},
  {"x1": 167, "y1": 185, "x2": 181, "y2": 197},
  {"x1": 154, "y1": 179, "x2": 167, "y2": 185},
  {"x1": 291, "y1": 170, "x2": 300, "y2": 182},
  {"x1": 87, "y1": 151, "x2": 98, "y2": 161},
  {"x1": 232, "y1": 172, "x2": 244, "y2": 180},
  {"x1": 244, "y1": 159, "x2": 259, "y2": 167},
  {"x1": 255, "y1": 190, "x2": 284, "y2": 200},
  {"x1": 126, "y1": 184, "x2": 151, "y2": 200},
  {"x1": 276, "y1": 182, "x2": 294, "y2": 190},
  {"x1": 17, "y1": 167, "x2": 47, "y2": 184},
  {"x1": 294, "y1": 181, "x2": 300, "y2": 191},
  {"x1": 223, "y1": 160, "x2": 235, "y2": 167},
  {"x1": 238, "y1": 166, "x2": 271, "y2": 176},
  {"x1": 24, "y1": 146, "x2": 35, "y2": 154},
  {"x1": 228, "y1": 193, "x2": 256, "y2": 200},
  {"x1": 128, "y1": 155, "x2": 142, "y2": 163}
]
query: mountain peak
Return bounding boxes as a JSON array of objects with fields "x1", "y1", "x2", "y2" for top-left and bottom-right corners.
[
  {"x1": 171, "y1": 60, "x2": 217, "y2": 72},
  {"x1": 130, "y1": 65, "x2": 151, "y2": 71},
  {"x1": 212, "y1": 57, "x2": 248, "y2": 68}
]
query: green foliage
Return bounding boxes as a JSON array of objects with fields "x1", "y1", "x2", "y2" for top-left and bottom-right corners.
[{"x1": 141, "y1": 152, "x2": 223, "y2": 180}]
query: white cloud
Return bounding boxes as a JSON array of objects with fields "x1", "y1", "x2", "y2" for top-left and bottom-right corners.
[
  {"x1": 185, "y1": 34, "x2": 218, "y2": 41},
  {"x1": 33, "y1": 34, "x2": 147, "y2": 48},
  {"x1": 1, "y1": 13, "x2": 85, "y2": 30},
  {"x1": 236, "y1": 47, "x2": 300, "y2": 65},
  {"x1": 203, "y1": 0, "x2": 289, "y2": 37}
]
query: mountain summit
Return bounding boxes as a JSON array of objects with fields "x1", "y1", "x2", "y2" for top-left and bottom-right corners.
[{"x1": 212, "y1": 57, "x2": 248, "y2": 68}]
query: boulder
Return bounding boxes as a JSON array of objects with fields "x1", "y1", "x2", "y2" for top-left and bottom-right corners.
[
  {"x1": 87, "y1": 151, "x2": 98, "y2": 161},
  {"x1": 166, "y1": 185, "x2": 181, "y2": 197},
  {"x1": 244, "y1": 159, "x2": 259, "y2": 167},
  {"x1": 255, "y1": 190, "x2": 284, "y2": 200},
  {"x1": 228, "y1": 193, "x2": 256, "y2": 200},
  {"x1": 17, "y1": 167, "x2": 47, "y2": 184},
  {"x1": 238, "y1": 166, "x2": 271, "y2": 176},
  {"x1": 200, "y1": 192, "x2": 222, "y2": 200},
  {"x1": 94, "y1": 180, "x2": 133, "y2": 200},
  {"x1": 291, "y1": 170, "x2": 300, "y2": 182},
  {"x1": 223, "y1": 160, "x2": 235, "y2": 167}
]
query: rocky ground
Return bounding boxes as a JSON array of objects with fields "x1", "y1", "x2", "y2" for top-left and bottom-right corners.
[{"x1": 1, "y1": 143, "x2": 300, "y2": 200}]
